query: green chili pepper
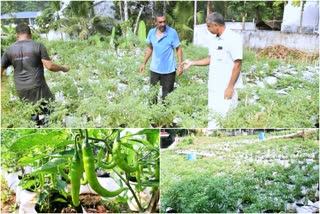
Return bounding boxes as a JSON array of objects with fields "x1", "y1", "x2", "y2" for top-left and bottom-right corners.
[
  {"x1": 70, "y1": 134, "x2": 83, "y2": 207},
  {"x1": 113, "y1": 139, "x2": 138, "y2": 173},
  {"x1": 97, "y1": 148, "x2": 116, "y2": 169},
  {"x1": 82, "y1": 130, "x2": 127, "y2": 197},
  {"x1": 58, "y1": 166, "x2": 70, "y2": 182}
]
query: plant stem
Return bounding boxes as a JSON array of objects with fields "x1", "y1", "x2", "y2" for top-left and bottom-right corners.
[{"x1": 112, "y1": 169, "x2": 143, "y2": 212}]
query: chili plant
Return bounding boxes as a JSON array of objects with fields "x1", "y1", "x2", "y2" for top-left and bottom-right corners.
[{"x1": 1, "y1": 128, "x2": 160, "y2": 213}]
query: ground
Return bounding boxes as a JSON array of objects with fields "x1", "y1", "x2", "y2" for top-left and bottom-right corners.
[
  {"x1": 161, "y1": 130, "x2": 319, "y2": 213},
  {"x1": 1, "y1": 175, "x2": 17, "y2": 213}
]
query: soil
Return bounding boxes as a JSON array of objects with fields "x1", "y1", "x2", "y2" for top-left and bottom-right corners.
[
  {"x1": 0, "y1": 177, "x2": 17, "y2": 213},
  {"x1": 256, "y1": 45, "x2": 319, "y2": 62},
  {"x1": 60, "y1": 194, "x2": 131, "y2": 213}
]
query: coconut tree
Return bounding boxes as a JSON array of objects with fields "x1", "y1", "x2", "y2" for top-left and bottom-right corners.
[
  {"x1": 292, "y1": 0, "x2": 306, "y2": 33},
  {"x1": 207, "y1": 1, "x2": 212, "y2": 16},
  {"x1": 166, "y1": 1, "x2": 205, "y2": 42},
  {"x1": 124, "y1": 0, "x2": 128, "y2": 21},
  {"x1": 59, "y1": 1, "x2": 114, "y2": 39}
]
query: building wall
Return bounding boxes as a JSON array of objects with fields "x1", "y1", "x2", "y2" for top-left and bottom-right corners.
[
  {"x1": 193, "y1": 24, "x2": 319, "y2": 53},
  {"x1": 281, "y1": 0, "x2": 319, "y2": 33}
]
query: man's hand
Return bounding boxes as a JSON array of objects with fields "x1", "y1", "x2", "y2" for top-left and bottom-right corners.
[
  {"x1": 176, "y1": 64, "x2": 183, "y2": 76},
  {"x1": 140, "y1": 64, "x2": 145, "y2": 73},
  {"x1": 224, "y1": 86, "x2": 234, "y2": 100},
  {"x1": 62, "y1": 66, "x2": 70, "y2": 72},
  {"x1": 181, "y1": 59, "x2": 193, "y2": 70}
]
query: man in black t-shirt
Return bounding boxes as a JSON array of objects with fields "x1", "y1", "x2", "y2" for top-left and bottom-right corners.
[
  {"x1": 1, "y1": 23, "x2": 70, "y2": 126},
  {"x1": 1, "y1": 23, "x2": 70, "y2": 103}
]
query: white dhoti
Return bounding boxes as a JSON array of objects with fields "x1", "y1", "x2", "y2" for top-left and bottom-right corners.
[
  {"x1": 207, "y1": 29, "x2": 243, "y2": 128},
  {"x1": 207, "y1": 63, "x2": 240, "y2": 128}
]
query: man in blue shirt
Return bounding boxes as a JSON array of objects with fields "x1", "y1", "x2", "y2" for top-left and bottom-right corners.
[{"x1": 140, "y1": 12, "x2": 183, "y2": 102}]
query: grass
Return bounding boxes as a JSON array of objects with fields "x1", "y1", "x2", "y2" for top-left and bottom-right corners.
[
  {"x1": 1, "y1": 38, "x2": 318, "y2": 128},
  {"x1": 160, "y1": 131, "x2": 319, "y2": 213}
]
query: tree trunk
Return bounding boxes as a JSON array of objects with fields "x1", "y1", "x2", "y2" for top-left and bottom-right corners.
[
  {"x1": 242, "y1": 0, "x2": 246, "y2": 30},
  {"x1": 163, "y1": 0, "x2": 166, "y2": 15},
  {"x1": 124, "y1": 0, "x2": 128, "y2": 22},
  {"x1": 150, "y1": 0, "x2": 154, "y2": 18},
  {"x1": 119, "y1": 1, "x2": 123, "y2": 21},
  {"x1": 193, "y1": 0, "x2": 197, "y2": 43},
  {"x1": 134, "y1": 6, "x2": 144, "y2": 35},
  {"x1": 207, "y1": 1, "x2": 212, "y2": 16},
  {"x1": 299, "y1": 0, "x2": 305, "y2": 33},
  {"x1": 224, "y1": 0, "x2": 228, "y2": 18}
]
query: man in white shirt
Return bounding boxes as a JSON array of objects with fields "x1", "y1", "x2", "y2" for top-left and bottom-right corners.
[{"x1": 183, "y1": 12, "x2": 243, "y2": 128}]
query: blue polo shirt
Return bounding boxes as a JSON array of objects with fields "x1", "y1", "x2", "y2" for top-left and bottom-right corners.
[{"x1": 146, "y1": 26, "x2": 180, "y2": 74}]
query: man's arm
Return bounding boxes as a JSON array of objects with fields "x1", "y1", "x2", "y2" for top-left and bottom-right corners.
[
  {"x1": 140, "y1": 44, "x2": 153, "y2": 73},
  {"x1": 190, "y1": 56, "x2": 210, "y2": 66},
  {"x1": 176, "y1": 46, "x2": 183, "y2": 75},
  {"x1": 224, "y1": 59, "x2": 242, "y2": 100},
  {"x1": 182, "y1": 56, "x2": 211, "y2": 70},
  {"x1": 41, "y1": 59, "x2": 70, "y2": 72}
]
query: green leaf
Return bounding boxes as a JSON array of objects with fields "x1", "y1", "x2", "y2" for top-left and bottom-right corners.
[
  {"x1": 141, "y1": 180, "x2": 159, "y2": 188},
  {"x1": 138, "y1": 20, "x2": 146, "y2": 42},
  {"x1": 53, "y1": 197, "x2": 68, "y2": 203},
  {"x1": 51, "y1": 149, "x2": 74, "y2": 158},
  {"x1": 10, "y1": 133, "x2": 46, "y2": 151},
  {"x1": 121, "y1": 142, "x2": 134, "y2": 150},
  {"x1": 126, "y1": 147, "x2": 137, "y2": 166},
  {"x1": 128, "y1": 138, "x2": 155, "y2": 150},
  {"x1": 18, "y1": 154, "x2": 47, "y2": 165},
  {"x1": 291, "y1": 0, "x2": 302, "y2": 7},
  {"x1": 20, "y1": 180, "x2": 37, "y2": 190},
  {"x1": 10, "y1": 131, "x2": 69, "y2": 152},
  {"x1": 56, "y1": 179, "x2": 68, "y2": 194},
  {"x1": 134, "y1": 129, "x2": 159, "y2": 146},
  {"x1": 112, "y1": 195, "x2": 128, "y2": 203},
  {"x1": 1, "y1": 25, "x2": 9, "y2": 34},
  {"x1": 55, "y1": 140, "x2": 74, "y2": 148},
  {"x1": 38, "y1": 191, "x2": 49, "y2": 204},
  {"x1": 33, "y1": 158, "x2": 67, "y2": 174}
]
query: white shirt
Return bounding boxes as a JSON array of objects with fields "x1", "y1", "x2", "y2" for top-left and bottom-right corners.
[
  {"x1": 206, "y1": 28, "x2": 243, "y2": 126},
  {"x1": 208, "y1": 28, "x2": 243, "y2": 91}
]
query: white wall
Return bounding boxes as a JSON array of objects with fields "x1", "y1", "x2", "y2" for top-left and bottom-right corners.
[
  {"x1": 40, "y1": 30, "x2": 70, "y2": 41},
  {"x1": 241, "y1": 30, "x2": 319, "y2": 52},
  {"x1": 281, "y1": 0, "x2": 319, "y2": 33},
  {"x1": 193, "y1": 24, "x2": 319, "y2": 53}
]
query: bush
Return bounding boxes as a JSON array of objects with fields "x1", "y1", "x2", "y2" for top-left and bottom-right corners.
[
  {"x1": 161, "y1": 175, "x2": 240, "y2": 213},
  {"x1": 178, "y1": 136, "x2": 195, "y2": 147}
]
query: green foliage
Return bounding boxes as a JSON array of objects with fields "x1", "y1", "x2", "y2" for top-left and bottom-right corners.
[
  {"x1": 1, "y1": 129, "x2": 160, "y2": 212},
  {"x1": 1, "y1": 1, "x2": 49, "y2": 14},
  {"x1": 162, "y1": 175, "x2": 242, "y2": 213},
  {"x1": 87, "y1": 33, "x2": 108, "y2": 48},
  {"x1": 161, "y1": 133, "x2": 319, "y2": 213},
  {"x1": 64, "y1": 1, "x2": 94, "y2": 18},
  {"x1": 1, "y1": 40, "x2": 317, "y2": 128},
  {"x1": 225, "y1": 1, "x2": 284, "y2": 21},
  {"x1": 178, "y1": 136, "x2": 195, "y2": 148},
  {"x1": 291, "y1": 0, "x2": 303, "y2": 7},
  {"x1": 138, "y1": 20, "x2": 146, "y2": 42},
  {"x1": 166, "y1": 1, "x2": 205, "y2": 42},
  {"x1": 1, "y1": 24, "x2": 16, "y2": 54}
]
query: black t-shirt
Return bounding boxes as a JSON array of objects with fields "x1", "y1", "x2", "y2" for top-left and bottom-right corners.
[{"x1": 1, "y1": 39, "x2": 51, "y2": 90}]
